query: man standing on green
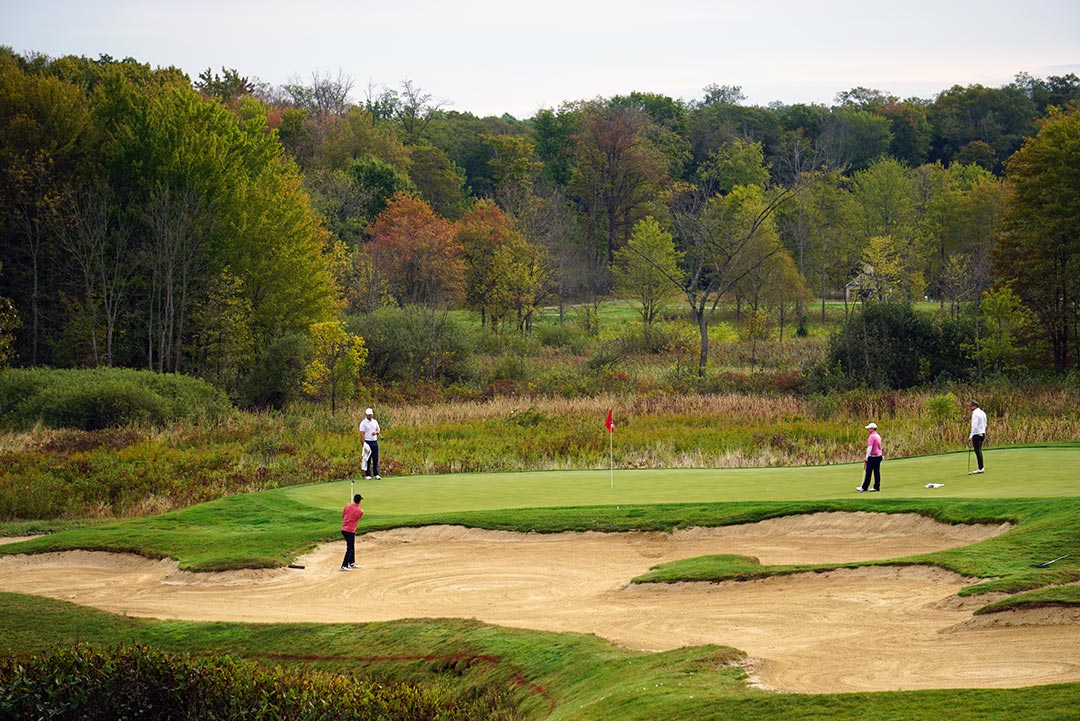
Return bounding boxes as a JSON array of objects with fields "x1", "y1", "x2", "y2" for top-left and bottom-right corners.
[
  {"x1": 360, "y1": 407, "x2": 382, "y2": 480},
  {"x1": 969, "y1": 401, "x2": 987, "y2": 474}
]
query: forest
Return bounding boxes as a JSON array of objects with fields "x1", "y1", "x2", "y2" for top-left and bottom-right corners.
[{"x1": 2, "y1": 47, "x2": 1079, "y2": 408}]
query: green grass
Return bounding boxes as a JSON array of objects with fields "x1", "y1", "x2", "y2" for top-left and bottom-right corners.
[
  {"x1": 2, "y1": 445, "x2": 1079, "y2": 719},
  {"x1": 3, "y1": 447, "x2": 1078, "y2": 573}
]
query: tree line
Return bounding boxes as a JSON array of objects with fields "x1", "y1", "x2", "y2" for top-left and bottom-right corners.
[{"x1": 1, "y1": 48, "x2": 1078, "y2": 404}]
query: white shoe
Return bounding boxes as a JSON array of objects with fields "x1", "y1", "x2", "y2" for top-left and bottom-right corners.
[
  {"x1": 856, "y1": 487, "x2": 866, "y2": 492},
  {"x1": 340, "y1": 566, "x2": 351, "y2": 571},
  {"x1": 375, "y1": 475, "x2": 381, "y2": 480},
  {"x1": 365, "y1": 476, "x2": 372, "y2": 480},
  {"x1": 974, "y1": 468, "x2": 984, "y2": 474},
  {"x1": 348, "y1": 563, "x2": 359, "y2": 569}
]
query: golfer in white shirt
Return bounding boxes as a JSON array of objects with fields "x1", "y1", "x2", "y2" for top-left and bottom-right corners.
[{"x1": 969, "y1": 401, "x2": 987, "y2": 473}]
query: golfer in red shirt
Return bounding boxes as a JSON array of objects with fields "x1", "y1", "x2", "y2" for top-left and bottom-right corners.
[{"x1": 341, "y1": 494, "x2": 364, "y2": 571}]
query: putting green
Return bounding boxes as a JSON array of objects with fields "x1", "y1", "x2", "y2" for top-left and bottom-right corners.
[{"x1": 285, "y1": 446, "x2": 1080, "y2": 516}]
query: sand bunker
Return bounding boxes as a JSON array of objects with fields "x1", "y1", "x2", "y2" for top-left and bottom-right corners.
[{"x1": 2, "y1": 511, "x2": 1078, "y2": 694}]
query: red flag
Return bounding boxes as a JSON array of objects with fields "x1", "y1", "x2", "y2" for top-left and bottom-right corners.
[{"x1": 605, "y1": 410, "x2": 614, "y2": 433}]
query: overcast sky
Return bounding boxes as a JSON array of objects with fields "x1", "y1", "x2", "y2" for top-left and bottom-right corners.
[{"x1": 4, "y1": 0, "x2": 1080, "y2": 118}]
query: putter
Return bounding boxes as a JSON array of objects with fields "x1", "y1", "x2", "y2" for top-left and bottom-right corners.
[
  {"x1": 966, "y1": 442, "x2": 973, "y2": 475},
  {"x1": 1031, "y1": 553, "x2": 1071, "y2": 569}
]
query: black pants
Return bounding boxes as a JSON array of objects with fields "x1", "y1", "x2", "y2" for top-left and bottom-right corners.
[
  {"x1": 341, "y1": 530, "x2": 355, "y2": 568},
  {"x1": 972, "y1": 433, "x2": 985, "y2": 470},
  {"x1": 861, "y1": 455, "x2": 882, "y2": 491},
  {"x1": 366, "y1": 441, "x2": 379, "y2": 477}
]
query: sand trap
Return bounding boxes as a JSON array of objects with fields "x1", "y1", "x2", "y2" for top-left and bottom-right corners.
[{"x1": 1, "y1": 511, "x2": 1078, "y2": 694}]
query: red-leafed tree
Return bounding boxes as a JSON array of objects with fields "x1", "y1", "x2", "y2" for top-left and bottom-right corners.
[
  {"x1": 457, "y1": 199, "x2": 520, "y2": 327},
  {"x1": 368, "y1": 192, "x2": 463, "y2": 307}
]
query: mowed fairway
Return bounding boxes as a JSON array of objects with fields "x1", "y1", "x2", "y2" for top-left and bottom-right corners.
[{"x1": 1, "y1": 446, "x2": 1079, "y2": 697}]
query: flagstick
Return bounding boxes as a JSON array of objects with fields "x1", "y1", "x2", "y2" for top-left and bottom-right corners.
[{"x1": 609, "y1": 425, "x2": 614, "y2": 489}]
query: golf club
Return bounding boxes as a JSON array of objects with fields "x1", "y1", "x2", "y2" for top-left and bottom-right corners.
[
  {"x1": 966, "y1": 440, "x2": 973, "y2": 475},
  {"x1": 1031, "y1": 553, "x2": 1071, "y2": 569}
]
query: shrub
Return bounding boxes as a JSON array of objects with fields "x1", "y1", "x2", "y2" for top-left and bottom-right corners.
[
  {"x1": 0, "y1": 643, "x2": 517, "y2": 720},
  {"x1": 238, "y1": 333, "x2": 313, "y2": 410},
  {"x1": 0, "y1": 368, "x2": 234, "y2": 431},
  {"x1": 533, "y1": 322, "x2": 589, "y2": 353},
  {"x1": 819, "y1": 303, "x2": 972, "y2": 390},
  {"x1": 349, "y1": 307, "x2": 475, "y2": 383}
]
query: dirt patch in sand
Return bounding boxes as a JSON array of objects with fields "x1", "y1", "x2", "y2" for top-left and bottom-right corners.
[{"x1": 1, "y1": 511, "x2": 1078, "y2": 694}]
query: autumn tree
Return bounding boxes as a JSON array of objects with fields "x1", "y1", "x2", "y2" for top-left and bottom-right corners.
[
  {"x1": 489, "y1": 233, "x2": 547, "y2": 333},
  {"x1": 368, "y1": 193, "x2": 463, "y2": 307},
  {"x1": 861, "y1": 235, "x2": 926, "y2": 302},
  {"x1": 568, "y1": 102, "x2": 670, "y2": 267},
  {"x1": 458, "y1": 200, "x2": 519, "y2": 328},
  {"x1": 303, "y1": 320, "x2": 367, "y2": 414}
]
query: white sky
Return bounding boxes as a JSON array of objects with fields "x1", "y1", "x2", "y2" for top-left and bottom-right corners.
[{"x1": 4, "y1": 0, "x2": 1079, "y2": 118}]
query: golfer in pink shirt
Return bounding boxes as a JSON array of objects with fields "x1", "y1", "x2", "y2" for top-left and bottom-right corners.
[{"x1": 858, "y1": 423, "x2": 883, "y2": 492}]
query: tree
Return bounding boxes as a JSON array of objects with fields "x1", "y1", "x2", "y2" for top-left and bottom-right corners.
[
  {"x1": 368, "y1": 193, "x2": 463, "y2": 308},
  {"x1": 189, "y1": 269, "x2": 255, "y2": 397},
  {"x1": 673, "y1": 183, "x2": 791, "y2": 375},
  {"x1": 967, "y1": 285, "x2": 1038, "y2": 375},
  {"x1": 994, "y1": 106, "x2": 1080, "y2": 370},
  {"x1": 489, "y1": 233, "x2": 547, "y2": 334},
  {"x1": 816, "y1": 107, "x2": 892, "y2": 172},
  {"x1": 737, "y1": 246, "x2": 812, "y2": 342},
  {"x1": 613, "y1": 216, "x2": 684, "y2": 334},
  {"x1": 346, "y1": 158, "x2": 416, "y2": 225},
  {"x1": 54, "y1": 184, "x2": 133, "y2": 365},
  {"x1": 282, "y1": 70, "x2": 354, "y2": 117},
  {"x1": 195, "y1": 67, "x2": 254, "y2": 106},
  {"x1": 568, "y1": 102, "x2": 670, "y2": 266},
  {"x1": 394, "y1": 79, "x2": 447, "y2": 145},
  {"x1": 697, "y1": 138, "x2": 769, "y2": 194},
  {"x1": 406, "y1": 144, "x2": 468, "y2": 219},
  {"x1": 827, "y1": 302, "x2": 946, "y2": 389},
  {"x1": 302, "y1": 320, "x2": 366, "y2": 414},
  {"x1": 928, "y1": 83, "x2": 1036, "y2": 170},
  {"x1": 0, "y1": 60, "x2": 92, "y2": 364},
  {"x1": 862, "y1": 235, "x2": 926, "y2": 302},
  {"x1": 458, "y1": 200, "x2": 519, "y2": 328},
  {"x1": 141, "y1": 182, "x2": 211, "y2": 373},
  {"x1": 0, "y1": 261, "x2": 20, "y2": 369},
  {"x1": 922, "y1": 163, "x2": 1002, "y2": 304}
]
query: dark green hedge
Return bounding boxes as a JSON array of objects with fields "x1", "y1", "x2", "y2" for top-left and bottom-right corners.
[{"x1": 0, "y1": 367, "x2": 234, "y2": 430}]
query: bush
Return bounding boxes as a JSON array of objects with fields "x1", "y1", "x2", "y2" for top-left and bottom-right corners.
[
  {"x1": 533, "y1": 322, "x2": 589, "y2": 353},
  {"x1": 0, "y1": 368, "x2": 234, "y2": 431},
  {"x1": 818, "y1": 303, "x2": 972, "y2": 390},
  {"x1": 238, "y1": 333, "x2": 313, "y2": 410},
  {"x1": 348, "y1": 307, "x2": 475, "y2": 383},
  {"x1": 0, "y1": 643, "x2": 517, "y2": 721}
]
